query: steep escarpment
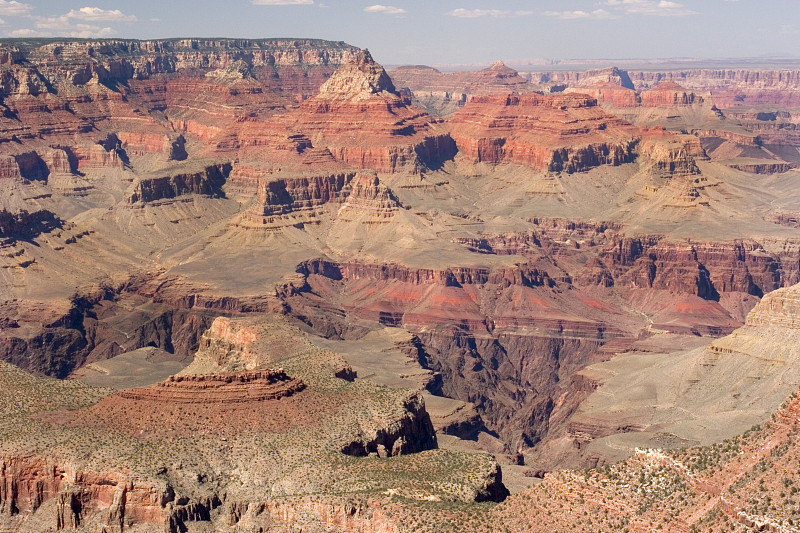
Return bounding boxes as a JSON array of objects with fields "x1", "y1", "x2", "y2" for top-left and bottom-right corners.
[
  {"x1": 625, "y1": 68, "x2": 800, "y2": 108},
  {"x1": 276, "y1": 215, "x2": 800, "y2": 453},
  {"x1": 448, "y1": 93, "x2": 640, "y2": 172},
  {"x1": 0, "y1": 453, "x2": 177, "y2": 532},
  {"x1": 280, "y1": 258, "x2": 630, "y2": 450},
  {"x1": 127, "y1": 162, "x2": 232, "y2": 203},
  {"x1": 258, "y1": 50, "x2": 456, "y2": 173},
  {"x1": 389, "y1": 61, "x2": 536, "y2": 117}
]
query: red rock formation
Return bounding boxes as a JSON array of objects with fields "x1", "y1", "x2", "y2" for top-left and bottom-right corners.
[
  {"x1": 0, "y1": 453, "x2": 171, "y2": 532},
  {"x1": 260, "y1": 50, "x2": 456, "y2": 173},
  {"x1": 0, "y1": 38, "x2": 360, "y2": 152},
  {"x1": 600, "y1": 237, "x2": 783, "y2": 297},
  {"x1": 63, "y1": 369, "x2": 336, "y2": 438},
  {"x1": 118, "y1": 369, "x2": 305, "y2": 403},
  {"x1": 338, "y1": 173, "x2": 402, "y2": 217},
  {"x1": 625, "y1": 69, "x2": 800, "y2": 108},
  {"x1": 639, "y1": 131, "x2": 706, "y2": 177},
  {"x1": 448, "y1": 93, "x2": 640, "y2": 172},
  {"x1": 68, "y1": 142, "x2": 123, "y2": 170},
  {"x1": 640, "y1": 81, "x2": 697, "y2": 107},
  {"x1": 565, "y1": 83, "x2": 638, "y2": 107},
  {"x1": 389, "y1": 61, "x2": 534, "y2": 95}
]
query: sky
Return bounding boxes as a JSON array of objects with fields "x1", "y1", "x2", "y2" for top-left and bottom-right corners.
[{"x1": 1, "y1": 1, "x2": 798, "y2": 66}]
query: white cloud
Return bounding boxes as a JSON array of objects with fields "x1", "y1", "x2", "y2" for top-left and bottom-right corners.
[
  {"x1": 66, "y1": 7, "x2": 137, "y2": 22},
  {"x1": 0, "y1": 0, "x2": 32, "y2": 16},
  {"x1": 27, "y1": 16, "x2": 117, "y2": 38},
  {"x1": 35, "y1": 15, "x2": 73, "y2": 30},
  {"x1": 602, "y1": 0, "x2": 697, "y2": 16},
  {"x1": 544, "y1": 9, "x2": 613, "y2": 19},
  {"x1": 252, "y1": 0, "x2": 313, "y2": 4},
  {"x1": 449, "y1": 8, "x2": 533, "y2": 18},
  {"x1": 364, "y1": 5, "x2": 407, "y2": 15},
  {"x1": 21, "y1": 6, "x2": 134, "y2": 37},
  {"x1": 67, "y1": 23, "x2": 115, "y2": 38},
  {"x1": 10, "y1": 27, "x2": 39, "y2": 36}
]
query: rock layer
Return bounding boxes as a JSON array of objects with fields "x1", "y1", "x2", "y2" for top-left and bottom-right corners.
[{"x1": 449, "y1": 93, "x2": 639, "y2": 172}]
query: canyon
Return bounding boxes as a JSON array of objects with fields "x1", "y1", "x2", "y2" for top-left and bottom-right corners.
[{"x1": 0, "y1": 37, "x2": 799, "y2": 531}]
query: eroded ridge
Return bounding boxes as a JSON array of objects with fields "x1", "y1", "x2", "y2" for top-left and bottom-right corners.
[{"x1": 117, "y1": 369, "x2": 305, "y2": 403}]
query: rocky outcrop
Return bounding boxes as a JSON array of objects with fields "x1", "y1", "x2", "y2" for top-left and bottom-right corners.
[
  {"x1": 127, "y1": 163, "x2": 231, "y2": 203},
  {"x1": 639, "y1": 133, "x2": 705, "y2": 178},
  {"x1": 389, "y1": 61, "x2": 535, "y2": 117},
  {"x1": 640, "y1": 81, "x2": 698, "y2": 107},
  {"x1": 565, "y1": 82, "x2": 638, "y2": 107},
  {"x1": 338, "y1": 173, "x2": 402, "y2": 217},
  {"x1": 262, "y1": 50, "x2": 457, "y2": 173},
  {"x1": 342, "y1": 393, "x2": 438, "y2": 457},
  {"x1": 0, "y1": 453, "x2": 173, "y2": 532},
  {"x1": 449, "y1": 93, "x2": 639, "y2": 173},
  {"x1": 117, "y1": 369, "x2": 306, "y2": 403}
]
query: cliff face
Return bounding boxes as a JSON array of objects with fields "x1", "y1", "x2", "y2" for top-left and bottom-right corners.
[
  {"x1": 389, "y1": 61, "x2": 536, "y2": 117},
  {"x1": 533, "y1": 67, "x2": 800, "y2": 108},
  {"x1": 598, "y1": 237, "x2": 784, "y2": 297},
  {"x1": 0, "y1": 38, "x2": 360, "y2": 166},
  {"x1": 1, "y1": 38, "x2": 358, "y2": 88},
  {"x1": 127, "y1": 163, "x2": 232, "y2": 204},
  {"x1": 235, "y1": 171, "x2": 400, "y2": 229},
  {"x1": 0, "y1": 453, "x2": 173, "y2": 532},
  {"x1": 625, "y1": 68, "x2": 800, "y2": 108},
  {"x1": 449, "y1": 93, "x2": 639, "y2": 173},
  {"x1": 282, "y1": 258, "x2": 624, "y2": 449},
  {"x1": 260, "y1": 50, "x2": 457, "y2": 174},
  {"x1": 639, "y1": 81, "x2": 698, "y2": 107}
]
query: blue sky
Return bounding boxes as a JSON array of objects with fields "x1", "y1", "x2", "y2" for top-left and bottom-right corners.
[{"x1": 2, "y1": 1, "x2": 797, "y2": 65}]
